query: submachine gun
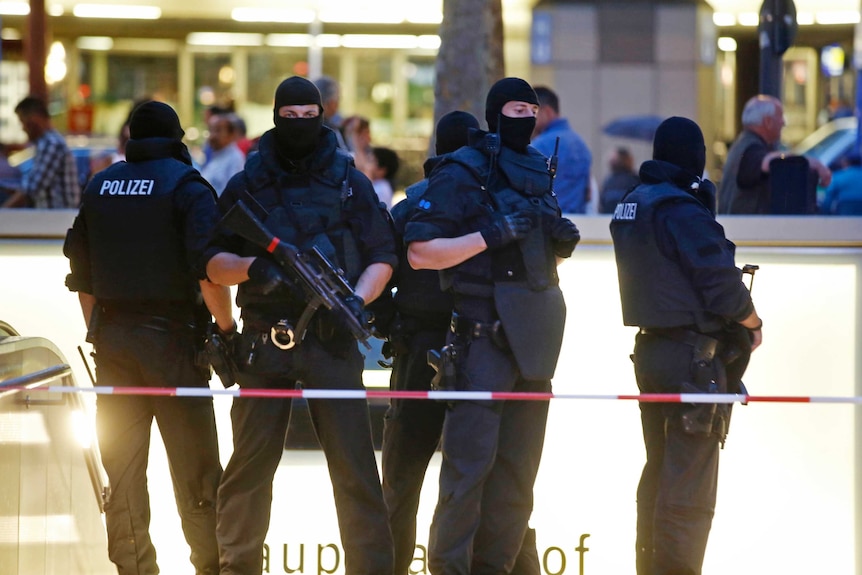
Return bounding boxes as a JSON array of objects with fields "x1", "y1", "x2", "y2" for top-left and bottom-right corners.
[{"x1": 219, "y1": 200, "x2": 373, "y2": 350}]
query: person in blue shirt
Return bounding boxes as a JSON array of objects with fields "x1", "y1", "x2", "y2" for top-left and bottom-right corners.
[
  {"x1": 821, "y1": 152, "x2": 862, "y2": 215},
  {"x1": 532, "y1": 86, "x2": 592, "y2": 214}
]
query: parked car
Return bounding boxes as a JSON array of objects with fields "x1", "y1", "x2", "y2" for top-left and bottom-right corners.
[{"x1": 792, "y1": 116, "x2": 857, "y2": 170}]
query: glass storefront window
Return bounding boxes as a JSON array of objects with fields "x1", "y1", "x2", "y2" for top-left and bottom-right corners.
[
  {"x1": 354, "y1": 52, "x2": 393, "y2": 142},
  {"x1": 193, "y1": 53, "x2": 233, "y2": 126},
  {"x1": 243, "y1": 49, "x2": 312, "y2": 139},
  {"x1": 781, "y1": 47, "x2": 819, "y2": 146},
  {"x1": 405, "y1": 56, "x2": 435, "y2": 139},
  {"x1": 78, "y1": 52, "x2": 179, "y2": 136}
]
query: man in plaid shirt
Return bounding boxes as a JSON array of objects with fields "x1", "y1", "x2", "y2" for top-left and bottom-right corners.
[{"x1": 1, "y1": 96, "x2": 79, "y2": 208}]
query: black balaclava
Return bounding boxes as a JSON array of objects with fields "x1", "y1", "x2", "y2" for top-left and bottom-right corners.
[
  {"x1": 129, "y1": 101, "x2": 184, "y2": 140},
  {"x1": 273, "y1": 76, "x2": 324, "y2": 159},
  {"x1": 652, "y1": 116, "x2": 706, "y2": 178},
  {"x1": 435, "y1": 110, "x2": 480, "y2": 155},
  {"x1": 485, "y1": 77, "x2": 539, "y2": 152}
]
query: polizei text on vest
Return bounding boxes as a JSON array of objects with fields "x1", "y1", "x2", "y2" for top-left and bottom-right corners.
[{"x1": 99, "y1": 179, "x2": 156, "y2": 196}]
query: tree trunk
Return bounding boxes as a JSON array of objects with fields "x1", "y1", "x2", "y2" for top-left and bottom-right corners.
[{"x1": 432, "y1": 0, "x2": 504, "y2": 147}]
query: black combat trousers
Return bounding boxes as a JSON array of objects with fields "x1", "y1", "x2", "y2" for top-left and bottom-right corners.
[
  {"x1": 632, "y1": 331, "x2": 728, "y2": 575},
  {"x1": 427, "y1": 308, "x2": 550, "y2": 575},
  {"x1": 95, "y1": 321, "x2": 222, "y2": 575},
  {"x1": 382, "y1": 328, "x2": 448, "y2": 575},
  {"x1": 382, "y1": 327, "x2": 542, "y2": 575},
  {"x1": 216, "y1": 329, "x2": 394, "y2": 575}
]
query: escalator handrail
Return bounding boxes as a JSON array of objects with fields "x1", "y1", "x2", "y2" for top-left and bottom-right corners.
[{"x1": 0, "y1": 363, "x2": 72, "y2": 390}]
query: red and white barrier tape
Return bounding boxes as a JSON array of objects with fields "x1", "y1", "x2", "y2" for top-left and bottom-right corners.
[{"x1": 6, "y1": 386, "x2": 862, "y2": 404}]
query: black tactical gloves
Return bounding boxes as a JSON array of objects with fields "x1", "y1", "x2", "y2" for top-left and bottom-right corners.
[
  {"x1": 247, "y1": 257, "x2": 299, "y2": 296},
  {"x1": 480, "y1": 211, "x2": 533, "y2": 250},
  {"x1": 342, "y1": 294, "x2": 373, "y2": 328},
  {"x1": 551, "y1": 217, "x2": 580, "y2": 258}
]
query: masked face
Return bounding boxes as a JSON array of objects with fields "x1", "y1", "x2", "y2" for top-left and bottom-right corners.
[
  {"x1": 497, "y1": 100, "x2": 538, "y2": 152},
  {"x1": 273, "y1": 104, "x2": 323, "y2": 159}
]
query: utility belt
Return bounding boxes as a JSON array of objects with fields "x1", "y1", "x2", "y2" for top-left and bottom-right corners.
[
  {"x1": 393, "y1": 312, "x2": 452, "y2": 335},
  {"x1": 99, "y1": 307, "x2": 197, "y2": 334},
  {"x1": 638, "y1": 326, "x2": 717, "y2": 363},
  {"x1": 381, "y1": 312, "x2": 451, "y2": 362},
  {"x1": 639, "y1": 326, "x2": 735, "y2": 446},
  {"x1": 450, "y1": 311, "x2": 509, "y2": 350},
  {"x1": 242, "y1": 309, "x2": 342, "y2": 351}
]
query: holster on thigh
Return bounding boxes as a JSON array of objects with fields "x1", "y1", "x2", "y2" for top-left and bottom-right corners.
[{"x1": 676, "y1": 334, "x2": 731, "y2": 446}]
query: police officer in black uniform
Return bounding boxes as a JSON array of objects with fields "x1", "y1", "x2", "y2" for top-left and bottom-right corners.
[
  {"x1": 382, "y1": 110, "x2": 473, "y2": 573},
  {"x1": 404, "y1": 78, "x2": 580, "y2": 575},
  {"x1": 64, "y1": 101, "x2": 233, "y2": 575},
  {"x1": 609, "y1": 117, "x2": 763, "y2": 575},
  {"x1": 205, "y1": 76, "x2": 396, "y2": 575}
]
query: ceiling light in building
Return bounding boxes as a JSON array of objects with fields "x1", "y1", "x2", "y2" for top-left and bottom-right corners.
[
  {"x1": 73, "y1": 3, "x2": 161, "y2": 19},
  {"x1": 265, "y1": 33, "x2": 340, "y2": 48},
  {"x1": 198, "y1": 86, "x2": 215, "y2": 107},
  {"x1": 417, "y1": 35, "x2": 441, "y2": 50},
  {"x1": 187, "y1": 32, "x2": 264, "y2": 47},
  {"x1": 266, "y1": 34, "x2": 313, "y2": 47},
  {"x1": 717, "y1": 37, "x2": 737, "y2": 52},
  {"x1": 319, "y1": 9, "x2": 404, "y2": 24},
  {"x1": 48, "y1": 3, "x2": 63, "y2": 16},
  {"x1": 0, "y1": 1, "x2": 29, "y2": 15},
  {"x1": 219, "y1": 65, "x2": 235, "y2": 85},
  {"x1": 231, "y1": 7, "x2": 315, "y2": 23},
  {"x1": 796, "y1": 12, "x2": 815, "y2": 25},
  {"x1": 815, "y1": 11, "x2": 861, "y2": 25},
  {"x1": 721, "y1": 63, "x2": 734, "y2": 87},
  {"x1": 45, "y1": 41, "x2": 67, "y2": 85},
  {"x1": 1, "y1": 27, "x2": 21, "y2": 40},
  {"x1": 371, "y1": 82, "x2": 394, "y2": 103},
  {"x1": 340, "y1": 34, "x2": 440, "y2": 50},
  {"x1": 737, "y1": 12, "x2": 760, "y2": 26},
  {"x1": 712, "y1": 12, "x2": 736, "y2": 27},
  {"x1": 112, "y1": 37, "x2": 180, "y2": 52},
  {"x1": 405, "y1": 8, "x2": 443, "y2": 24},
  {"x1": 76, "y1": 36, "x2": 114, "y2": 51}
]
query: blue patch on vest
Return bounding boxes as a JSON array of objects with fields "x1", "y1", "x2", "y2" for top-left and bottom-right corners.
[{"x1": 417, "y1": 198, "x2": 432, "y2": 211}]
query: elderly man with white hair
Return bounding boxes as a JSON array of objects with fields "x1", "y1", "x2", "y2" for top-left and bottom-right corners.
[{"x1": 718, "y1": 94, "x2": 831, "y2": 214}]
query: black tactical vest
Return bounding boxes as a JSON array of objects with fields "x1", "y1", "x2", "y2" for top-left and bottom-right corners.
[
  {"x1": 391, "y1": 180, "x2": 453, "y2": 319},
  {"x1": 236, "y1": 148, "x2": 363, "y2": 308},
  {"x1": 610, "y1": 181, "x2": 718, "y2": 330},
  {"x1": 84, "y1": 157, "x2": 207, "y2": 302},
  {"x1": 438, "y1": 143, "x2": 560, "y2": 296}
]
